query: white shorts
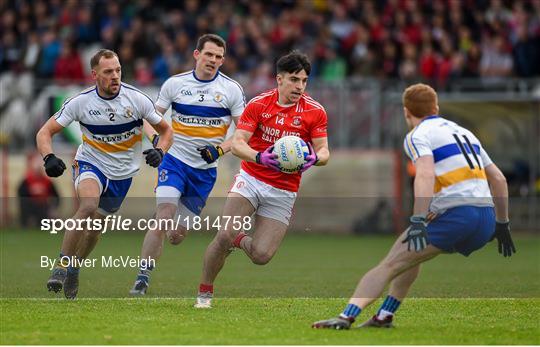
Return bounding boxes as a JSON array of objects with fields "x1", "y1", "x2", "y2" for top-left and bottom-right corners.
[
  {"x1": 155, "y1": 186, "x2": 196, "y2": 229},
  {"x1": 229, "y1": 170, "x2": 297, "y2": 226}
]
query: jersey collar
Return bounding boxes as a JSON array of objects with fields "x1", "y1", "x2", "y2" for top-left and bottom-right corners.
[
  {"x1": 192, "y1": 70, "x2": 219, "y2": 83},
  {"x1": 95, "y1": 85, "x2": 121, "y2": 100},
  {"x1": 421, "y1": 115, "x2": 440, "y2": 122}
]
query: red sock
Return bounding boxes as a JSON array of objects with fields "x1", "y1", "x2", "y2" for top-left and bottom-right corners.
[
  {"x1": 233, "y1": 232, "x2": 247, "y2": 248},
  {"x1": 199, "y1": 283, "x2": 213, "y2": 294}
]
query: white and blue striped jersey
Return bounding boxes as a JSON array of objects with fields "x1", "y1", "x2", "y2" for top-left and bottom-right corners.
[
  {"x1": 155, "y1": 70, "x2": 245, "y2": 169},
  {"x1": 404, "y1": 116, "x2": 494, "y2": 212},
  {"x1": 54, "y1": 83, "x2": 163, "y2": 180}
]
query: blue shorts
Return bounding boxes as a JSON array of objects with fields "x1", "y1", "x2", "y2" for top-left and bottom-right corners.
[
  {"x1": 73, "y1": 160, "x2": 132, "y2": 214},
  {"x1": 427, "y1": 206, "x2": 496, "y2": 256},
  {"x1": 155, "y1": 154, "x2": 217, "y2": 215}
]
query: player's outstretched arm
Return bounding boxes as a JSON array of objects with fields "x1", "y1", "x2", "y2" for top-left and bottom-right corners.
[
  {"x1": 149, "y1": 119, "x2": 172, "y2": 152},
  {"x1": 142, "y1": 120, "x2": 159, "y2": 147},
  {"x1": 36, "y1": 117, "x2": 67, "y2": 177},
  {"x1": 143, "y1": 119, "x2": 172, "y2": 168},
  {"x1": 412, "y1": 155, "x2": 435, "y2": 216},
  {"x1": 485, "y1": 163, "x2": 515, "y2": 257},
  {"x1": 231, "y1": 128, "x2": 279, "y2": 170},
  {"x1": 217, "y1": 116, "x2": 240, "y2": 155},
  {"x1": 231, "y1": 129, "x2": 257, "y2": 162},
  {"x1": 403, "y1": 155, "x2": 435, "y2": 252},
  {"x1": 143, "y1": 105, "x2": 169, "y2": 148},
  {"x1": 485, "y1": 163, "x2": 508, "y2": 222},
  {"x1": 311, "y1": 137, "x2": 329, "y2": 166}
]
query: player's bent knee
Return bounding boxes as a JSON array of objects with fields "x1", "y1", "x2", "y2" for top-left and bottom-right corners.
[
  {"x1": 251, "y1": 249, "x2": 274, "y2": 265},
  {"x1": 77, "y1": 201, "x2": 99, "y2": 218},
  {"x1": 167, "y1": 227, "x2": 187, "y2": 245},
  {"x1": 155, "y1": 203, "x2": 177, "y2": 221}
]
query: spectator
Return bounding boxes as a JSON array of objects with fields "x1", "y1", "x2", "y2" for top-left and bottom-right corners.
[
  {"x1": 419, "y1": 44, "x2": 437, "y2": 83},
  {"x1": 480, "y1": 34, "x2": 514, "y2": 81},
  {"x1": 153, "y1": 40, "x2": 182, "y2": 84},
  {"x1": 53, "y1": 40, "x2": 84, "y2": 82},
  {"x1": 2, "y1": 0, "x2": 540, "y2": 82},
  {"x1": 399, "y1": 43, "x2": 418, "y2": 81},
  {"x1": 75, "y1": 6, "x2": 99, "y2": 44},
  {"x1": 464, "y1": 43, "x2": 482, "y2": 77},
  {"x1": 36, "y1": 29, "x2": 61, "y2": 78},
  {"x1": 17, "y1": 152, "x2": 60, "y2": 228},
  {"x1": 380, "y1": 41, "x2": 398, "y2": 78},
  {"x1": 134, "y1": 58, "x2": 153, "y2": 86},
  {"x1": 320, "y1": 47, "x2": 347, "y2": 82},
  {"x1": 513, "y1": 23, "x2": 540, "y2": 77},
  {"x1": 119, "y1": 43, "x2": 136, "y2": 83}
]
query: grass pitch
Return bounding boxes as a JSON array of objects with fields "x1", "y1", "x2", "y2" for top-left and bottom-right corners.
[{"x1": 1, "y1": 230, "x2": 539, "y2": 344}]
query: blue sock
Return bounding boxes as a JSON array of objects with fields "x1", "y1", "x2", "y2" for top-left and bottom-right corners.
[
  {"x1": 377, "y1": 295, "x2": 401, "y2": 319},
  {"x1": 136, "y1": 264, "x2": 154, "y2": 283},
  {"x1": 340, "y1": 303, "x2": 361, "y2": 319},
  {"x1": 67, "y1": 265, "x2": 80, "y2": 275}
]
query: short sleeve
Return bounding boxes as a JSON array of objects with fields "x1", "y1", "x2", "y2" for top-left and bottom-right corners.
[
  {"x1": 54, "y1": 96, "x2": 80, "y2": 127},
  {"x1": 310, "y1": 109, "x2": 328, "y2": 138},
  {"x1": 155, "y1": 78, "x2": 174, "y2": 110},
  {"x1": 138, "y1": 94, "x2": 162, "y2": 125},
  {"x1": 229, "y1": 82, "x2": 246, "y2": 117},
  {"x1": 404, "y1": 130, "x2": 432, "y2": 162},
  {"x1": 236, "y1": 101, "x2": 260, "y2": 133},
  {"x1": 479, "y1": 147, "x2": 493, "y2": 167}
]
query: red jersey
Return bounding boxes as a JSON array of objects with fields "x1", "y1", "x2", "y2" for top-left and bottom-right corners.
[{"x1": 236, "y1": 89, "x2": 328, "y2": 192}]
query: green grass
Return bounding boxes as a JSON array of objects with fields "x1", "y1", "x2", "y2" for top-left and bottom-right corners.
[
  {"x1": 1, "y1": 298, "x2": 538, "y2": 345},
  {"x1": 1, "y1": 230, "x2": 539, "y2": 344}
]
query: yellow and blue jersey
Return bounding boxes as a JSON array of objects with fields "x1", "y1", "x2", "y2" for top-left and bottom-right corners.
[
  {"x1": 54, "y1": 83, "x2": 163, "y2": 180},
  {"x1": 404, "y1": 115, "x2": 494, "y2": 213},
  {"x1": 155, "y1": 70, "x2": 245, "y2": 169}
]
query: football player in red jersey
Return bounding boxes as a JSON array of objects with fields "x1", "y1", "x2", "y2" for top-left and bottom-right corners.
[{"x1": 195, "y1": 51, "x2": 329, "y2": 308}]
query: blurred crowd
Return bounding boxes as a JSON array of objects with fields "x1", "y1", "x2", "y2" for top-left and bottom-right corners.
[{"x1": 2, "y1": 0, "x2": 540, "y2": 93}]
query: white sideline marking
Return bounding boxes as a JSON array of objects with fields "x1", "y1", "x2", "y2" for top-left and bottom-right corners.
[{"x1": 0, "y1": 297, "x2": 524, "y2": 301}]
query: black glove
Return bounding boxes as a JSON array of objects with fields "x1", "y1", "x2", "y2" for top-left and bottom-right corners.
[
  {"x1": 197, "y1": 145, "x2": 224, "y2": 164},
  {"x1": 491, "y1": 221, "x2": 516, "y2": 257},
  {"x1": 43, "y1": 153, "x2": 66, "y2": 177},
  {"x1": 402, "y1": 215, "x2": 429, "y2": 252},
  {"x1": 151, "y1": 134, "x2": 160, "y2": 148},
  {"x1": 143, "y1": 148, "x2": 164, "y2": 168}
]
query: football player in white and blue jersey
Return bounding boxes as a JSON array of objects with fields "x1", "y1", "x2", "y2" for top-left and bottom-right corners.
[
  {"x1": 312, "y1": 83, "x2": 515, "y2": 330},
  {"x1": 36, "y1": 49, "x2": 172, "y2": 299},
  {"x1": 130, "y1": 34, "x2": 245, "y2": 295}
]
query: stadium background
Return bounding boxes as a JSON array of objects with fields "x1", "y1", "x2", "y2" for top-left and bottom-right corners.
[
  {"x1": 0, "y1": 0, "x2": 539, "y2": 344},
  {"x1": 1, "y1": 0, "x2": 539, "y2": 231}
]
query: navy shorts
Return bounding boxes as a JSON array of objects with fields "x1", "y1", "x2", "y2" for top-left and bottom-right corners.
[
  {"x1": 73, "y1": 160, "x2": 132, "y2": 214},
  {"x1": 155, "y1": 154, "x2": 217, "y2": 215},
  {"x1": 427, "y1": 206, "x2": 496, "y2": 256}
]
